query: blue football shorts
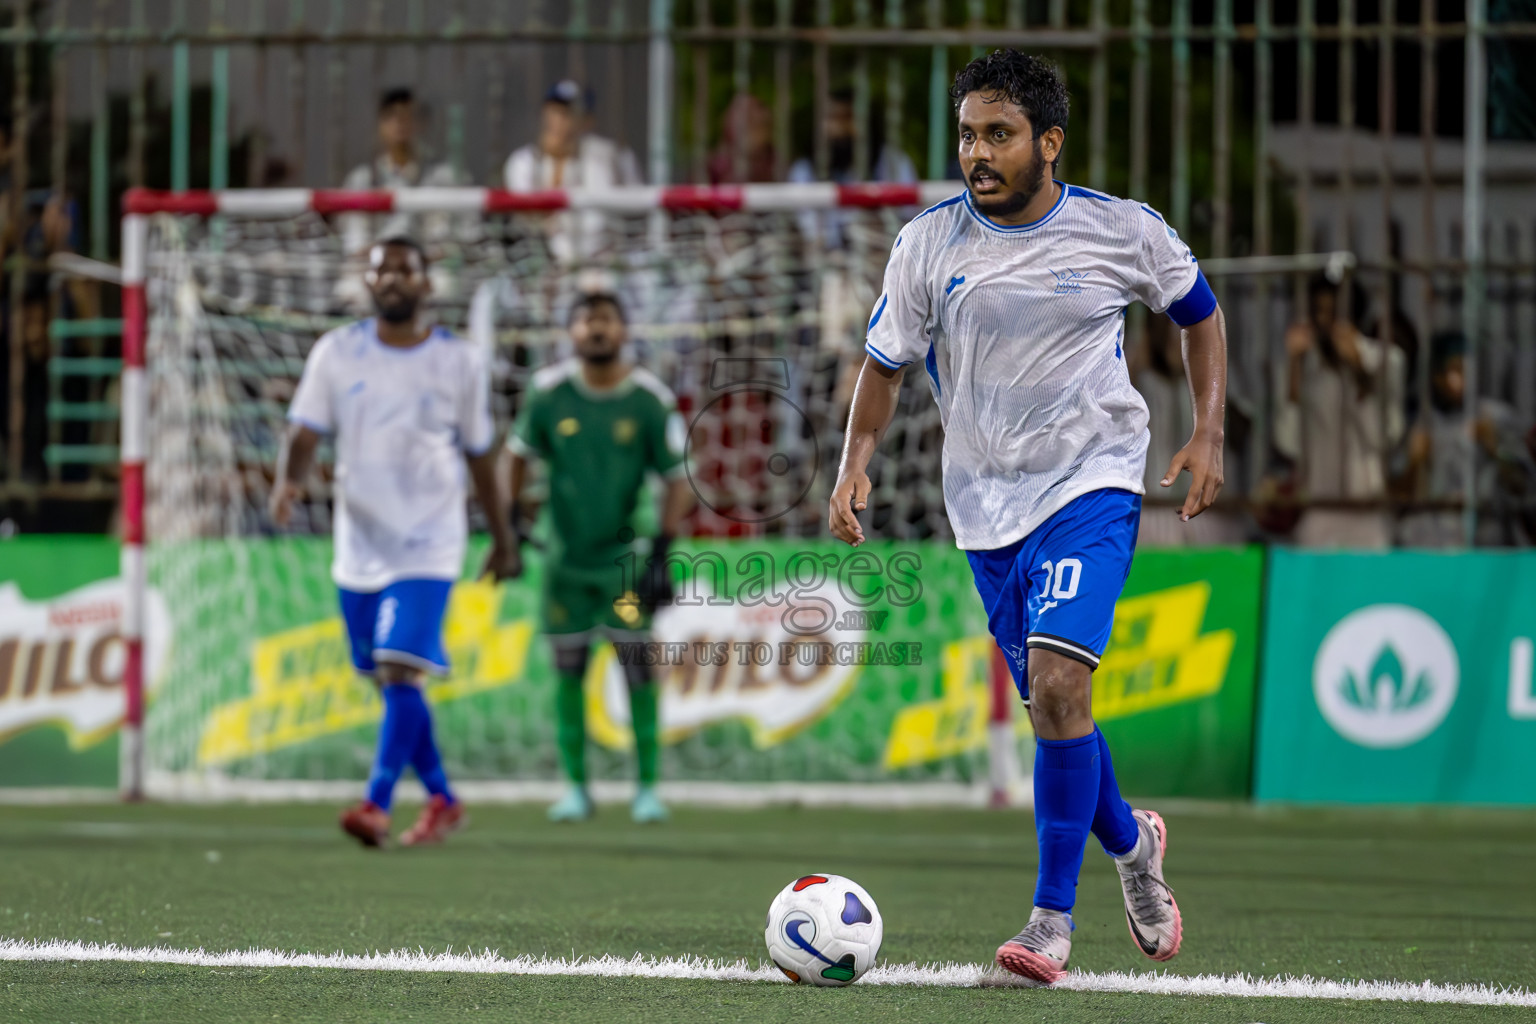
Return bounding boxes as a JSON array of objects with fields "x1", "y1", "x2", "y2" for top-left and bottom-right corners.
[
  {"x1": 965, "y1": 488, "x2": 1141, "y2": 704},
  {"x1": 338, "y1": 578, "x2": 454, "y2": 676}
]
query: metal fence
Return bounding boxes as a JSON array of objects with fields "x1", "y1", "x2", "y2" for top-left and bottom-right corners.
[{"x1": 0, "y1": 0, "x2": 1533, "y2": 545}]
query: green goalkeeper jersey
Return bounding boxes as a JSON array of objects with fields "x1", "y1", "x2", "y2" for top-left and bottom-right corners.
[{"x1": 510, "y1": 360, "x2": 686, "y2": 568}]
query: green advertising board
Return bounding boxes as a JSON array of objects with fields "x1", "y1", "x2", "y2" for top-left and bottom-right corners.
[
  {"x1": 1100, "y1": 546, "x2": 1262, "y2": 798},
  {"x1": 1, "y1": 535, "x2": 1260, "y2": 798},
  {"x1": 0, "y1": 536, "x2": 123, "y2": 788},
  {"x1": 1256, "y1": 550, "x2": 1536, "y2": 805}
]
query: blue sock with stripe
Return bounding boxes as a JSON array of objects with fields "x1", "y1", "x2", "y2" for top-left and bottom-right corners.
[
  {"x1": 1090, "y1": 727, "x2": 1140, "y2": 858},
  {"x1": 410, "y1": 698, "x2": 455, "y2": 804},
  {"x1": 366, "y1": 684, "x2": 428, "y2": 812},
  {"x1": 1032, "y1": 732, "x2": 1101, "y2": 913}
]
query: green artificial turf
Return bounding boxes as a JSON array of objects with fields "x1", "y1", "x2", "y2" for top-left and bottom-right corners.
[{"x1": 0, "y1": 801, "x2": 1532, "y2": 1023}]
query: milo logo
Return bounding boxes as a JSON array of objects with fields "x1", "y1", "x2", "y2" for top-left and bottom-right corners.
[{"x1": 1313, "y1": 605, "x2": 1459, "y2": 748}]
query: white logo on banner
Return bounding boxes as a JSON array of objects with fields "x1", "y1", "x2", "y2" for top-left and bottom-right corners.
[
  {"x1": 0, "y1": 579, "x2": 170, "y2": 745},
  {"x1": 600, "y1": 582, "x2": 867, "y2": 747},
  {"x1": 1313, "y1": 604, "x2": 1458, "y2": 748}
]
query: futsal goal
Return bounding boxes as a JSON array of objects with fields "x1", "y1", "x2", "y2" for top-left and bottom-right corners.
[{"x1": 118, "y1": 183, "x2": 1027, "y2": 805}]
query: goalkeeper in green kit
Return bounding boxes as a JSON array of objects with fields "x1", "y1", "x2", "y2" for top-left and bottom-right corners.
[{"x1": 504, "y1": 292, "x2": 693, "y2": 823}]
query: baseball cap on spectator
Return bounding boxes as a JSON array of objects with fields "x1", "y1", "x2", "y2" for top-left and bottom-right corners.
[{"x1": 545, "y1": 80, "x2": 594, "y2": 115}]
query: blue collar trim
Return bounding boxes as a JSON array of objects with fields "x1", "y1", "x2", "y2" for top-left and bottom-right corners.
[{"x1": 963, "y1": 181, "x2": 1068, "y2": 234}]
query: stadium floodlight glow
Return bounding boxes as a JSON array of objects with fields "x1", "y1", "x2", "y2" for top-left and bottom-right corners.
[{"x1": 117, "y1": 181, "x2": 1001, "y2": 803}]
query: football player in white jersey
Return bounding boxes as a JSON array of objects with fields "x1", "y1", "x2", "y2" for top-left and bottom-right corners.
[
  {"x1": 271, "y1": 237, "x2": 518, "y2": 848},
  {"x1": 830, "y1": 51, "x2": 1227, "y2": 984}
]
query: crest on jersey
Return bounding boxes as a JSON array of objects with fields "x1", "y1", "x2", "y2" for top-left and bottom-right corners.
[
  {"x1": 1050, "y1": 268, "x2": 1090, "y2": 294},
  {"x1": 613, "y1": 418, "x2": 637, "y2": 444},
  {"x1": 557, "y1": 417, "x2": 581, "y2": 437}
]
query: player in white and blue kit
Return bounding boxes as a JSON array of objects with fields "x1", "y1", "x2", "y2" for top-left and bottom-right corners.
[
  {"x1": 830, "y1": 52, "x2": 1227, "y2": 983},
  {"x1": 271, "y1": 237, "x2": 518, "y2": 849}
]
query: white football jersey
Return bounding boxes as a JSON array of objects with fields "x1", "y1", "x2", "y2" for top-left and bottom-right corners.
[
  {"x1": 288, "y1": 319, "x2": 494, "y2": 591},
  {"x1": 865, "y1": 183, "x2": 1213, "y2": 550}
]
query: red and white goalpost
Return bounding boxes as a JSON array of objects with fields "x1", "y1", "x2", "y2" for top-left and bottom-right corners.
[{"x1": 117, "y1": 182, "x2": 1025, "y2": 804}]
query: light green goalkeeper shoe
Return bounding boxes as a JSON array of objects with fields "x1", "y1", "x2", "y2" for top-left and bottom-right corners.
[
  {"x1": 547, "y1": 786, "x2": 594, "y2": 823},
  {"x1": 631, "y1": 786, "x2": 669, "y2": 824}
]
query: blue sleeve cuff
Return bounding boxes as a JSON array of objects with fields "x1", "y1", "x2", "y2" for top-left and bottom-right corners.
[
  {"x1": 1166, "y1": 269, "x2": 1217, "y2": 326},
  {"x1": 865, "y1": 342, "x2": 911, "y2": 369}
]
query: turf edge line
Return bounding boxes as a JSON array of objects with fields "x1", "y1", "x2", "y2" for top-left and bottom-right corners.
[{"x1": 1, "y1": 939, "x2": 1533, "y2": 1006}]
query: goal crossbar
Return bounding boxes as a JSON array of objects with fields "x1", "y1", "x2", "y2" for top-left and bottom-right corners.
[{"x1": 122, "y1": 182, "x2": 959, "y2": 218}]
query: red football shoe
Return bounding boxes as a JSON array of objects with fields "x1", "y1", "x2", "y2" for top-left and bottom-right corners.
[
  {"x1": 399, "y1": 794, "x2": 465, "y2": 846},
  {"x1": 339, "y1": 800, "x2": 391, "y2": 848}
]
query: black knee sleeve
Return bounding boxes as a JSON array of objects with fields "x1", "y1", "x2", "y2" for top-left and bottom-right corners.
[{"x1": 552, "y1": 641, "x2": 591, "y2": 679}]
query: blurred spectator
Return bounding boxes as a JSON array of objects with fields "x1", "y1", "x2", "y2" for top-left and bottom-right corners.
[
  {"x1": 503, "y1": 79, "x2": 641, "y2": 266},
  {"x1": 1397, "y1": 332, "x2": 1536, "y2": 547},
  {"x1": 504, "y1": 80, "x2": 641, "y2": 191},
  {"x1": 17, "y1": 281, "x2": 50, "y2": 481},
  {"x1": 708, "y1": 94, "x2": 776, "y2": 185},
  {"x1": 787, "y1": 91, "x2": 918, "y2": 187},
  {"x1": 0, "y1": 191, "x2": 100, "y2": 483},
  {"x1": 1131, "y1": 312, "x2": 1246, "y2": 546},
  {"x1": 788, "y1": 90, "x2": 918, "y2": 249},
  {"x1": 1272, "y1": 275, "x2": 1406, "y2": 548},
  {"x1": 336, "y1": 88, "x2": 470, "y2": 309}
]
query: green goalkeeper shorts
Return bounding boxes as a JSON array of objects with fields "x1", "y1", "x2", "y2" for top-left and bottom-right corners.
[{"x1": 542, "y1": 560, "x2": 652, "y2": 636}]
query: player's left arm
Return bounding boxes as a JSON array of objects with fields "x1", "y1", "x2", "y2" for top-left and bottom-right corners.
[
  {"x1": 1162, "y1": 307, "x2": 1228, "y2": 521},
  {"x1": 469, "y1": 447, "x2": 520, "y2": 581},
  {"x1": 1133, "y1": 205, "x2": 1228, "y2": 522},
  {"x1": 640, "y1": 396, "x2": 694, "y2": 611}
]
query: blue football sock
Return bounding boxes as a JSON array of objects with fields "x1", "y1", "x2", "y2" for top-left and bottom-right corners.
[
  {"x1": 410, "y1": 698, "x2": 455, "y2": 804},
  {"x1": 1032, "y1": 732, "x2": 1101, "y2": 913},
  {"x1": 365, "y1": 683, "x2": 428, "y2": 812},
  {"x1": 1090, "y1": 727, "x2": 1140, "y2": 858}
]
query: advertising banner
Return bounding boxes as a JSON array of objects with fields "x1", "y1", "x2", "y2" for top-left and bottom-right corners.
[
  {"x1": 2, "y1": 536, "x2": 1261, "y2": 797},
  {"x1": 1255, "y1": 550, "x2": 1536, "y2": 804},
  {"x1": 1097, "y1": 546, "x2": 1262, "y2": 798},
  {"x1": 0, "y1": 537, "x2": 165, "y2": 787}
]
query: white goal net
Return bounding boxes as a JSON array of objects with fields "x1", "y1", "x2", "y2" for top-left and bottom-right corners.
[{"x1": 129, "y1": 186, "x2": 1018, "y2": 801}]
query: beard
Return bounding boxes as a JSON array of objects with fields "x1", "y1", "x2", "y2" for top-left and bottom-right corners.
[
  {"x1": 970, "y1": 138, "x2": 1049, "y2": 218},
  {"x1": 374, "y1": 293, "x2": 419, "y2": 324},
  {"x1": 580, "y1": 346, "x2": 620, "y2": 365}
]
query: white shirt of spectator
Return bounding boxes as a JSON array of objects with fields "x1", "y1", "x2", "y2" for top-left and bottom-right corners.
[
  {"x1": 503, "y1": 134, "x2": 642, "y2": 264},
  {"x1": 865, "y1": 184, "x2": 1203, "y2": 551},
  {"x1": 338, "y1": 155, "x2": 471, "y2": 256},
  {"x1": 287, "y1": 319, "x2": 494, "y2": 591}
]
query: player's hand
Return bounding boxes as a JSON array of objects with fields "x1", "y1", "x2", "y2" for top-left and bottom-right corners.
[
  {"x1": 829, "y1": 472, "x2": 871, "y2": 546},
  {"x1": 1161, "y1": 432, "x2": 1224, "y2": 522},
  {"x1": 636, "y1": 535, "x2": 675, "y2": 614},
  {"x1": 268, "y1": 481, "x2": 301, "y2": 528},
  {"x1": 481, "y1": 539, "x2": 523, "y2": 583}
]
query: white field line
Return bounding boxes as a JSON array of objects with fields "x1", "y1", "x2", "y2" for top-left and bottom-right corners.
[{"x1": 1, "y1": 939, "x2": 1533, "y2": 1007}]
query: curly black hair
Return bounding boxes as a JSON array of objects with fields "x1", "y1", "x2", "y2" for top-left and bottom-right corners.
[{"x1": 949, "y1": 50, "x2": 1070, "y2": 138}]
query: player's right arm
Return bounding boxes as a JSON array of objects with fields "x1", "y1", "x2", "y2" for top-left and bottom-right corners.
[
  {"x1": 830, "y1": 358, "x2": 905, "y2": 547},
  {"x1": 830, "y1": 227, "x2": 932, "y2": 546},
  {"x1": 270, "y1": 337, "x2": 336, "y2": 528}
]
